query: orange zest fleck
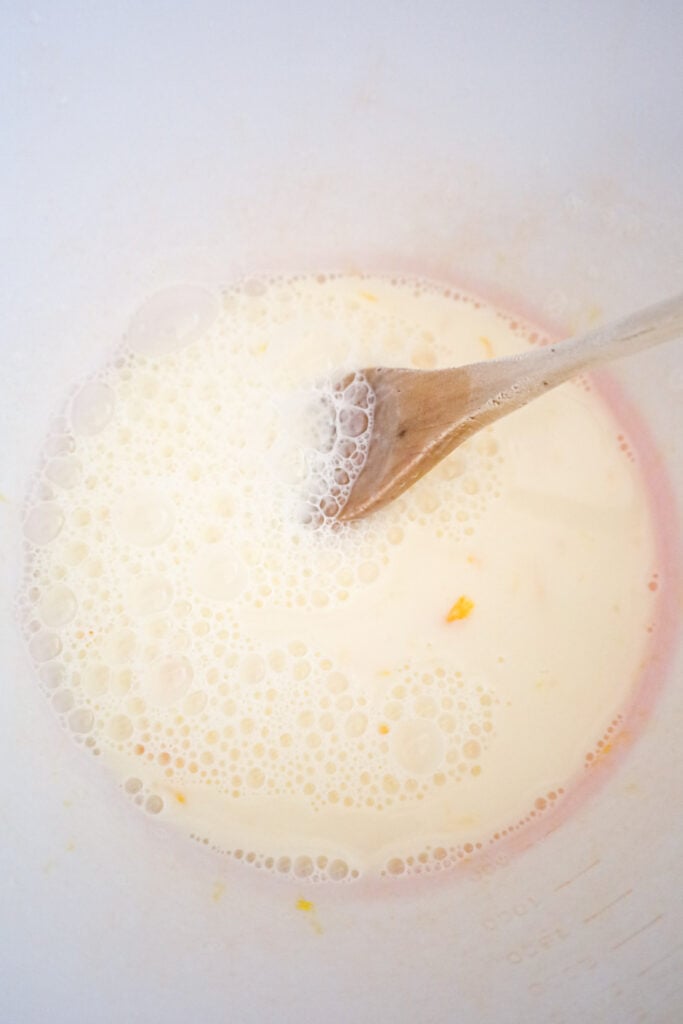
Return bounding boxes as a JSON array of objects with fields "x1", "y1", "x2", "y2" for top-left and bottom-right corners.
[
  {"x1": 378, "y1": 723, "x2": 390, "y2": 735},
  {"x1": 479, "y1": 336, "x2": 494, "y2": 358},
  {"x1": 174, "y1": 792, "x2": 186, "y2": 804},
  {"x1": 296, "y1": 898, "x2": 314, "y2": 913},
  {"x1": 359, "y1": 291, "x2": 378, "y2": 302},
  {"x1": 446, "y1": 596, "x2": 475, "y2": 622}
]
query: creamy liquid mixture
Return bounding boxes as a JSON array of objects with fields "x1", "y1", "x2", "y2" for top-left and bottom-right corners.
[{"x1": 19, "y1": 275, "x2": 659, "y2": 882}]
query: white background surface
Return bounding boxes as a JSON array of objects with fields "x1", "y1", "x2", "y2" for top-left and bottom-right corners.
[{"x1": 1, "y1": 2, "x2": 682, "y2": 1021}]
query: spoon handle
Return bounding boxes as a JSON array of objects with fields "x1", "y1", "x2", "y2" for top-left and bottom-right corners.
[{"x1": 507, "y1": 291, "x2": 683, "y2": 392}]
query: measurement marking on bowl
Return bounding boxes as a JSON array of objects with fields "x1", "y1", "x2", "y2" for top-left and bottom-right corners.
[
  {"x1": 610, "y1": 912, "x2": 664, "y2": 952},
  {"x1": 637, "y1": 941, "x2": 683, "y2": 978},
  {"x1": 505, "y1": 926, "x2": 570, "y2": 965},
  {"x1": 480, "y1": 895, "x2": 539, "y2": 931},
  {"x1": 553, "y1": 857, "x2": 601, "y2": 892},
  {"x1": 559, "y1": 953, "x2": 599, "y2": 981},
  {"x1": 583, "y1": 888, "x2": 633, "y2": 924}
]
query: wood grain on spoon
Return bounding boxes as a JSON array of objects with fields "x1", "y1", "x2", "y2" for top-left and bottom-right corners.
[{"x1": 337, "y1": 292, "x2": 683, "y2": 522}]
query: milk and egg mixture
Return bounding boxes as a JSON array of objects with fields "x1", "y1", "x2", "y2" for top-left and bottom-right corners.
[{"x1": 19, "y1": 275, "x2": 660, "y2": 882}]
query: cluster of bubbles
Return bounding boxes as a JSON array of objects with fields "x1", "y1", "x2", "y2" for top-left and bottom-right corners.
[
  {"x1": 21, "y1": 276, "x2": 507, "y2": 612},
  {"x1": 24, "y1": 615, "x2": 498, "y2": 810},
  {"x1": 379, "y1": 784, "x2": 568, "y2": 879},
  {"x1": 19, "y1": 272, "x2": 587, "y2": 883},
  {"x1": 302, "y1": 371, "x2": 375, "y2": 526},
  {"x1": 189, "y1": 840, "x2": 359, "y2": 883},
  {"x1": 583, "y1": 713, "x2": 625, "y2": 769}
]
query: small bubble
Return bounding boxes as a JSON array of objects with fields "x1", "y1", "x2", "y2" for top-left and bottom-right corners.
[
  {"x1": 326, "y1": 672, "x2": 348, "y2": 695},
  {"x1": 40, "y1": 663, "x2": 65, "y2": 689},
  {"x1": 294, "y1": 855, "x2": 314, "y2": 878},
  {"x1": 143, "y1": 655, "x2": 194, "y2": 707},
  {"x1": 103, "y1": 628, "x2": 137, "y2": 665},
  {"x1": 107, "y1": 714, "x2": 133, "y2": 741},
  {"x1": 82, "y1": 663, "x2": 109, "y2": 697},
  {"x1": 69, "y1": 708, "x2": 94, "y2": 734},
  {"x1": 127, "y1": 575, "x2": 173, "y2": 616},
  {"x1": 113, "y1": 490, "x2": 175, "y2": 546},
  {"x1": 37, "y1": 584, "x2": 77, "y2": 627},
  {"x1": 328, "y1": 859, "x2": 349, "y2": 881},
  {"x1": 240, "y1": 653, "x2": 266, "y2": 684},
  {"x1": 52, "y1": 689, "x2": 75, "y2": 713},
  {"x1": 29, "y1": 630, "x2": 62, "y2": 663},
  {"x1": 24, "y1": 503, "x2": 64, "y2": 545},
  {"x1": 345, "y1": 712, "x2": 368, "y2": 738},
  {"x1": 247, "y1": 767, "x2": 265, "y2": 789},
  {"x1": 183, "y1": 690, "x2": 208, "y2": 716},
  {"x1": 44, "y1": 455, "x2": 82, "y2": 489},
  {"x1": 71, "y1": 382, "x2": 115, "y2": 436},
  {"x1": 463, "y1": 740, "x2": 481, "y2": 759},
  {"x1": 145, "y1": 795, "x2": 164, "y2": 815},
  {"x1": 190, "y1": 545, "x2": 246, "y2": 602}
]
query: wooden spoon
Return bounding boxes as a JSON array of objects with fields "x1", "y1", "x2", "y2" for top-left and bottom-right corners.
[{"x1": 336, "y1": 292, "x2": 683, "y2": 522}]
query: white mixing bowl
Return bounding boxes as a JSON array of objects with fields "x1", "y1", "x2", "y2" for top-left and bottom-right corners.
[{"x1": 2, "y1": 3, "x2": 682, "y2": 1021}]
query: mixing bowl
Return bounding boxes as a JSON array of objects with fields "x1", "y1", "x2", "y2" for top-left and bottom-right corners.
[{"x1": 2, "y1": 3, "x2": 682, "y2": 1021}]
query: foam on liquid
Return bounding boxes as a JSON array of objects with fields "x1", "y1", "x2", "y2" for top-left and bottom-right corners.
[{"x1": 19, "y1": 275, "x2": 659, "y2": 882}]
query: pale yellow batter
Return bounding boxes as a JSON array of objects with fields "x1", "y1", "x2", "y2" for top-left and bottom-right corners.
[{"x1": 20, "y1": 275, "x2": 657, "y2": 881}]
